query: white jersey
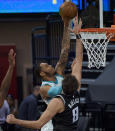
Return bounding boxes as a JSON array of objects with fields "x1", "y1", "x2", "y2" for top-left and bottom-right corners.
[
  {"x1": 0, "y1": 100, "x2": 10, "y2": 124},
  {"x1": 41, "y1": 74, "x2": 64, "y2": 131}
]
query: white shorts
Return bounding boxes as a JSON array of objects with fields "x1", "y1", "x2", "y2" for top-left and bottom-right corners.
[{"x1": 41, "y1": 120, "x2": 53, "y2": 131}]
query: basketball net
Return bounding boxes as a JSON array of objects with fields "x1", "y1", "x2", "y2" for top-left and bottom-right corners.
[{"x1": 80, "y1": 32, "x2": 113, "y2": 69}]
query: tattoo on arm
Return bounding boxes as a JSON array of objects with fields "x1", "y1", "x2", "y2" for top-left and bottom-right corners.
[
  {"x1": 61, "y1": 26, "x2": 70, "y2": 49},
  {"x1": 55, "y1": 26, "x2": 70, "y2": 74}
]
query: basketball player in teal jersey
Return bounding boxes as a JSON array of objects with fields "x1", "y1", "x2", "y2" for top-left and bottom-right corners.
[
  {"x1": 38, "y1": 17, "x2": 82, "y2": 101},
  {"x1": 36, "y1": 18, "x2": 71, "y2": 130},
  {"x1": 37, "y1": 20, "x2": 70, "y2": 103},
  {"x1": 0, "y1": 49, "x2": 16, "y2": 108},
  {"x1": 7, "y1": 16, "x2": 83, "y2": 131}
]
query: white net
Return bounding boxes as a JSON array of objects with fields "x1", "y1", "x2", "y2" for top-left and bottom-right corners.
[{"x1": 80, "y1": 32, "x2": 113, "y2": 68}]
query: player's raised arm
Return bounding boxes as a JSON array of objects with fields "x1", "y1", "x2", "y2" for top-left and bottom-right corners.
[
  {"x1": 55, "y1": 2, "x2": 78, "y2": 76},
  {"x1": 6, "y1": 98, "x2": 62, "y2": 129},
  {"x1": 55, "y1": 20, "x2": 70, "y2": 76},
  {"x1": 70, "y1": 17, "x2": 83, "y2": 91},
  {"x1": 0, "y1": 49, "x2": 16, "y2": 108}
]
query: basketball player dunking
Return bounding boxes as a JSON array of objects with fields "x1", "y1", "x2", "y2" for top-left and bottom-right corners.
[{"x1": 37, "y1": 17, "x2": 71, "y2": 131}]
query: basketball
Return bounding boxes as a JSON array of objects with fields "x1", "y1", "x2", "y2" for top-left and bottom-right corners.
[{"x1": 59, "y1": 2, "x2": 78, "y2": 20}]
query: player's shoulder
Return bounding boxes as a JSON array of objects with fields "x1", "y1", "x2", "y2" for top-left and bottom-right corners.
[
  {"x1": 55, "y1": 73, "x2": 64, "y2": 79},
  {"x1": 50, "y1": 97, "x2": 65, "y2": 112},
  {"x1": 54, "y1": 94, "x2": 65, "y2": 105},
  {"x1": 40, "y1": 85, "x2": 51, "y2": 99},
  {"x1": 40, "y1": 85, "x2": 51, "y2": 92},
  {"x1": 50, "y1": 97, "x2": 64, "y2": 106}
]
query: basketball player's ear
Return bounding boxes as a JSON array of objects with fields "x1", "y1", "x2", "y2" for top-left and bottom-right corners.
[{"x1": 40, "y1": 71, "x2": 46, "y2": 77}]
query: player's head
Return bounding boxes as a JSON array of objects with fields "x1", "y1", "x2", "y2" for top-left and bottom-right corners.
[
  {"x1": 33, "y1": 85, "x2": 40, "y2": 97},
  {"x1": 36, "y1": 63, "x2": 55, "y2": 80},
  {"x1": 62, "y1": 74, "x2": 79, "y2": 95},
  {"x1": 7, "y1": 94, "x2": 14, "y2": 107}
]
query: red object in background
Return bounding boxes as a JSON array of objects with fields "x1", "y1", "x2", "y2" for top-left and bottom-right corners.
[
  {"x1": 0, "y1": 45, "x2": 18, "y2": 99},
  {"x1": 113, "y1": 14, "x2": 115, "y2": 25}
]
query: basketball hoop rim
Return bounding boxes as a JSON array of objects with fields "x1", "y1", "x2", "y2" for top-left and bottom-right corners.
[
  {"x1": 79, "y1": 28, "x2": 115, "y2": 41},
  {"x1": 79, "y1": 28, "x2": 115, "y2": 33}
]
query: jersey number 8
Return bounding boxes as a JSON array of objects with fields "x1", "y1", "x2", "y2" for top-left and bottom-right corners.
[{"x1": 72, "y1": 106, "x2": 78, "y2": 123}]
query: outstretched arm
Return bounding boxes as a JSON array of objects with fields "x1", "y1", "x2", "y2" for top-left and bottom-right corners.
[
  {"x1": 0, "y1": 49, "x2": 16, "y2": 108},
  {"x1": 6, "y1": 98, "x2": 63, "y2": 129},
  {"x1": 55, "y1": 20, "x2": 70, "y2": 76},
  {"x1": 70, "y1": 17, "x2": 83, "y2": 91}
]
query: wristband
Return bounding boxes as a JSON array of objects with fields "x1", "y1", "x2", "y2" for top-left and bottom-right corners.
[{"x1": 76, "y1": 34, "x2": 81, "y2": 39}]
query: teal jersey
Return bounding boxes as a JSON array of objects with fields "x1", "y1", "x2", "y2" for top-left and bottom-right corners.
[{"x1": 41, "y1": 74, "x2": 64, "y2": 104}]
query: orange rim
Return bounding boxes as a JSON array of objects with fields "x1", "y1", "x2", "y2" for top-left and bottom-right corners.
[
  {"x1": 79, "y1": 28, "x2": 115, "y2": 41},
  {"x1": 111, "y1": 25, "x2": 115, "y2": 28}
]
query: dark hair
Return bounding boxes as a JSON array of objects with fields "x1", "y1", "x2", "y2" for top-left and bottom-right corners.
[
  {"x1": 7, "y1": 94, "x2": 14, "y2": 100},
  {"x1": 34, "y1": 63, "x2": 42, "y2": 85},
  {"x1": 62, "y1": 74, "x2": 79, "y2": 95},
  {"x1": 33, "y1": 85, "x2": 40, "y2": 92},
  {"x1": 35, "y1": 64, "x2": 41, "y2": 77}
]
